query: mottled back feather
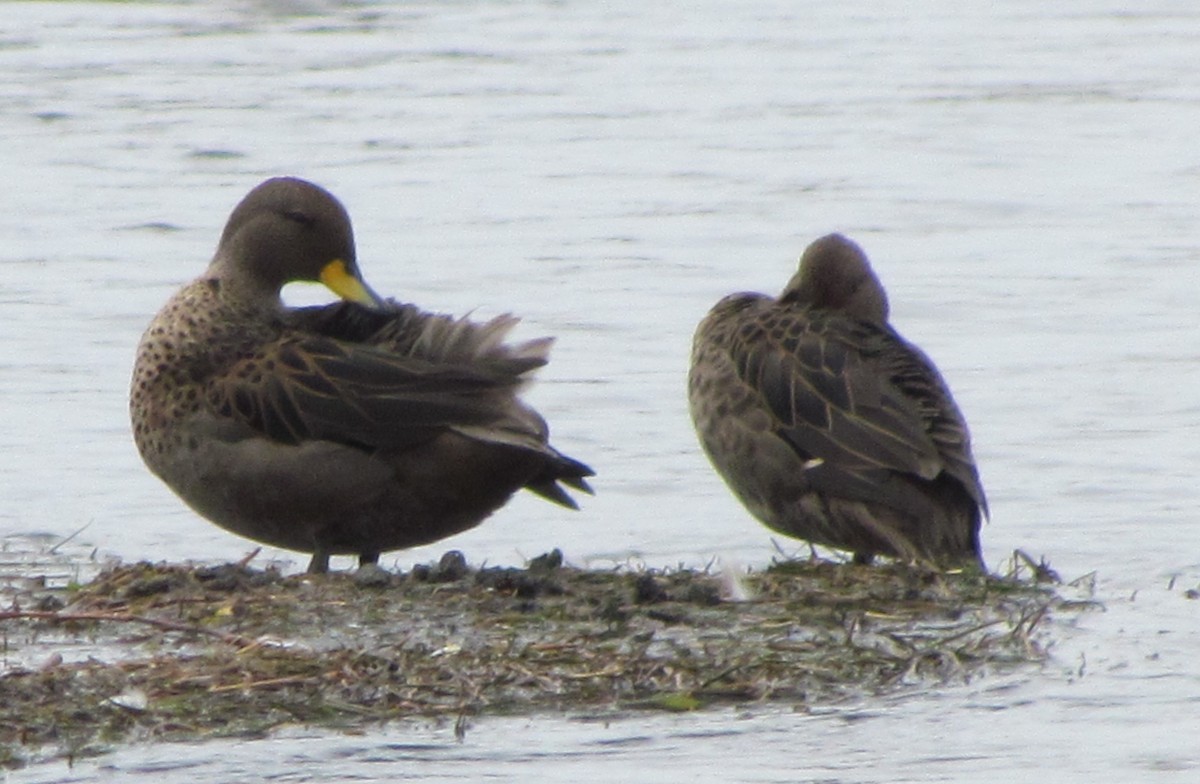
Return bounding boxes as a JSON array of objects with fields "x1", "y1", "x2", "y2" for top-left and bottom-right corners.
[
  {"x1": 688, "y1": 233, "x2": 986, "y2": 568},
  {"x1": 131, "y1": 177, "x2": 594, "y2": 573}
]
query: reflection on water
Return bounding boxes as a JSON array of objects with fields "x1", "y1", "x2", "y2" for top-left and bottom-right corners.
[{"x1": 3, "y1": 0, "x2": 1200, "y2": 779}]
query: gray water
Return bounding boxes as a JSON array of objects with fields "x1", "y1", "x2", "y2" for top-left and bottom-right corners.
[{"x1": 3, "y1": 0, "x2": 1200, "y2": 780}]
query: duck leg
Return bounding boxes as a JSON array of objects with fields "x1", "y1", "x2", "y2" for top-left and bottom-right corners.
[{"x1": 307, "y1": 548, "x2": 331, "y2": 574}]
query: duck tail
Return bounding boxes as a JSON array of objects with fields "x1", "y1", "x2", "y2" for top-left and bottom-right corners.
[{"x1": 525, "y1": 451, "x2": 595, "y2": 509}]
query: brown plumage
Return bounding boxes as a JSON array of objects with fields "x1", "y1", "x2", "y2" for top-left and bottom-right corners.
[
  {"x1": 131, "y1": 176, "x2": 592, "y2": 573},
  {"x1": 688, "y1": 234, "x2": 986, "y2": 568}
]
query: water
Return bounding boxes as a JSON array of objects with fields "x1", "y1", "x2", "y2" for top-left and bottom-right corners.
[{"x1": 3, "y1": 0, "x2": 1200, "y2": 779}]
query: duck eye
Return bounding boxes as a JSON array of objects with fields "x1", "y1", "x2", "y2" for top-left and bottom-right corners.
[{"x1": 282, "y1": 209, "x2": 316, "y2": 227}]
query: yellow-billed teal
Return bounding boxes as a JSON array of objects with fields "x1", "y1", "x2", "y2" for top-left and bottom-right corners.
[
  {"x1": 688, "y1": 234, "x2": 986, "y2": 569},
  {"x1": 131, "y1": 177, "x2": 592, "y2": 573}
]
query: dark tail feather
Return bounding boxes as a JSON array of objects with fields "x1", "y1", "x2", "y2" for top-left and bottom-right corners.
[{"x1": 525, "y1": 452, "x2": 595, "y2": 509}]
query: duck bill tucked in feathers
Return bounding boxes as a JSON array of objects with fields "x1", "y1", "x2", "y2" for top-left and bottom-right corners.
[
  {"x1": 688, "y1": 233, "x2": 986, "y2": 570},
  {"x1": 131, "y1": 176, "x2": 592, "y2": 574}
]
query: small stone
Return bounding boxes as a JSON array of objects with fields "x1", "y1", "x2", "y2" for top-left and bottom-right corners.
[
  {"x1": 123, "y1": 574, "x2": 178, "y2": 599},
  {"x1": 431, "y1": 551, "x2": 469, "y2": 582},
  {"x1": 634, "y1": 574, "x2": 669, "y2": 604},
  {"x1": 528, "y1": 549, "x2": 563, "y2": 572},
  {"x1": 353, "y1": 563, "x2": 393, "y2": 588},
  {"x1": 33, "y1": 594, "x2": 65, "y2": 612},
  {"x1": 685, "y1": 582, "x2": 721, "y2": 606}
]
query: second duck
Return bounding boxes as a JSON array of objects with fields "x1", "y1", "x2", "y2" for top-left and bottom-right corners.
[{"x1": 688, "y1": 234, "x2": 986, "y2": 569}]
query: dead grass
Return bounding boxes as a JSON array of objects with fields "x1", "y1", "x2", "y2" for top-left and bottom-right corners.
[{"x1": 0, "y1": 549, "x2": 1092, "y2": 768}]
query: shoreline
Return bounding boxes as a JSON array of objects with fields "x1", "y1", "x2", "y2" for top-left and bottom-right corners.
[{"x1": 0, "y1": 550, "x2": 1088, "y2": 769}]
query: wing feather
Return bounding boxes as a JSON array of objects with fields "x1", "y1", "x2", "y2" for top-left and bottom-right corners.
[
  {"x1": 207, "y1": 335, "x2": 518, "y2": 450},
  {"x1": 730, "y1": 310, "x2": 943, "y2": 483}
]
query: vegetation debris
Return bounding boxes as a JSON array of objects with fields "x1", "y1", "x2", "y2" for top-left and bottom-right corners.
[{"x1": 0, "y1": 549, "x2": 1093, "y2": 768}]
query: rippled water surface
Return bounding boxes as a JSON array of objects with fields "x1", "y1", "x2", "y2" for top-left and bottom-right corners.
[{"x1": 3, "y1": 1, "x2": 1200, "y2": 780}]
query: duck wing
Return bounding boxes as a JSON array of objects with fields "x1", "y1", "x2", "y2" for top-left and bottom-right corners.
[
  {"x1": 875, "y1": 335, "x2": 988, "y2": 515},
  {"x1": 272, "y1": 301, "x2": 595, "y2": 503},
  {"x1": 728, "y1": 306, "x2": 962, "y2": 498},
  {"x1": 286, "y1": 300, "x2": 551, "y2": 377},
  {"x1": 205, "y1": 334, "x2": 522, "y2": 451}
]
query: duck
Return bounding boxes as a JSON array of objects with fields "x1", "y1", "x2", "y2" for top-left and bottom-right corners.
[
  {"x1": 687, "y1": 233, "x2": 986, "y2": 569},
  {"x1": 131, "y1": 176, "x2": 593, "y2": 573}
]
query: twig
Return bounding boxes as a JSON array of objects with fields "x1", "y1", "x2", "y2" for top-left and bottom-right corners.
[
  {"x1": 236, "y1": 548, "x2": 262, "y2": 568},
  {"x1": 48, "y1": 521, "x2": 93, "y2": 555},
  {"x1": 208, "y1": 672, "x2": 336, "y2": 694},
  {"x1": 560, "y1": 665, "x2": 624, "y2": 680},
  {"x1": 926, "y1": 616, "x2": 1008, "y2": 649},
  {"x1": 0, "y1": 609, "x2": 258, "y2": 648}
]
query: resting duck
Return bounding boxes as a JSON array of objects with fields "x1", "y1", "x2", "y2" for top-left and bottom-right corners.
[
  {"x1": 688, "y1": 234, "x2": 986, "y2": 568},
  {"x1": 131, "y1": 177, "x2": 592, "y2": 573}
]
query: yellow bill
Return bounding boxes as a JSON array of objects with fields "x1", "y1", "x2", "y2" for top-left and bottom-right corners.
[{"x1": 319, "y1": 259, "x2": 387, "y2": 309}]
